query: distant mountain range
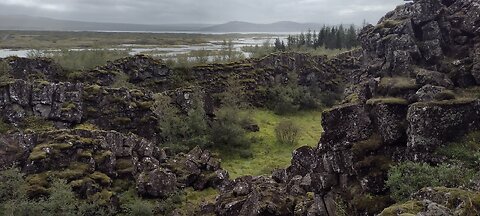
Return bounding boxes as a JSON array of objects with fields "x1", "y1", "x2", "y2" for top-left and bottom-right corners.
[
  {"x1": 200, "y1": 21, "x2": 324, "y2": 32},
  {"x1": 0, "y1": 15, "x2": 323, "y2": 33},
  {"x1": 0, "y1": 15, "x2": 209, "y2": 32}
]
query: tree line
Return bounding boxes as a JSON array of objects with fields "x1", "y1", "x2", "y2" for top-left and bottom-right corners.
[{"x1": 274, "y1": 24, "x2": 360, "y2": 51}]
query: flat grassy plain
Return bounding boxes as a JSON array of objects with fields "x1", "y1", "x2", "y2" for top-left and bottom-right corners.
[
  {"x1": 221, "y1": 109, "x2": 324, "y2": 179},
  {"x1": 0, "y1": 30, "x2": 273, "y2": 49}
]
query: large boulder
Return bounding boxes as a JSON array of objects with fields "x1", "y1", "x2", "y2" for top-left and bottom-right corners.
[
  {"x1": 136, "y1": 168, "x2": 177, "y2": 198},
  {"x1": 407, "y1": 99, "x2": 480, "y2": 157},
  {"x1": 319, "y1": 103, "x2": 373, "y2": 151},
  {"x1": 215, "y1": 176, "x2": 301, "y2": 216}
]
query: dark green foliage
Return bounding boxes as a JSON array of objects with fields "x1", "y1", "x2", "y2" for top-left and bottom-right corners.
[
  {"x1": 0, "y1": 168, "x2": 153, "y2": 216},
  {"x1": 275, "y1": 120, "x2": 301, "y2": 145},
  {"x1": 157, "y1": 191, "x2": 184, "y2": 215},
  {"x1": 287, "y1": 24, "x2": 360, "y2": 50},
  {"x1": 125, "y1": 199, "x2": 155, "y2": 216},
  {"x1": 216, "y1": 76, "x2": 249, "y2": 108},
  {"x1": 0, "y1": 168, "x2": 26, "y2": 203},
  {"x1": 386, "y1": 162, "x2": 475, "y2": 202},
  {"x1": 41, "y1": 179, "x2": 78, "y2": 216},
  {"x1": 152, "y1": 93, "x2": 210, "y2": 153},
  {"x1": 211, "y1": 106, "x2": 254, "y2": 151},
  {"x1": 266, "y1": 72, "x2": 335, "y2": 114}
]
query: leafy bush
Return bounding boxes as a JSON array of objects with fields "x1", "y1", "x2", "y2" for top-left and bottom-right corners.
[
  {"x1": 266, "y1": 73, "x2": 302, "y2": 115},
  {"x1": 126, "y1": 199, "x2": 155, "y2": 216},
  {"x1": 211, "y1": 106, "x2": 253, "y2": 151},
  {"x1": 216, "y1": 76, "x2": 249, "y2": 108},
  {"x1": 275, "y1": 120, "x2": 301, "y2": 145},
  {"x1": 266, "y1": 72, "x2": 340, "y2": 114},
  {"x1": 386, "y1": 162, "x2": 475, "y2": 202},
  {"x1": 152, "y1": 93, "x2": 210, "y2": 152},
  {"x1": 41, "y1": 179, "x2": 78, "y2": 216},
  {"x1": 0, "y1": 168, "x2": 27, "y2": 203}
]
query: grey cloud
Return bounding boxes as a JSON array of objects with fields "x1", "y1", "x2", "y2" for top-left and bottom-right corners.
[{"x1": 0, "y1": 0, "x2": 403, "y2": 25}]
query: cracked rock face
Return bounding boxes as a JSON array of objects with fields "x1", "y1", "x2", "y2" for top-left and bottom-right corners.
[{"x1": 0, "y1": 80, "x2": 83, "y2": 125}]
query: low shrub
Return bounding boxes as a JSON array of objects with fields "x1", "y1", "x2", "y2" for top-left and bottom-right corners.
[
  {"x1": 211, "y1": 106, "x2": 253, "y2": 150},
  {"x1": 275, "y1": 120, "x2": 301, "y2": 145},
  {"x1": 386, "y1": 162, "x2": 475, "y2": 202}
]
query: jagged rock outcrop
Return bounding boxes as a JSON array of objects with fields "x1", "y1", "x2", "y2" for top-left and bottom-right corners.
[
  {"x1": 0, "y1": 79, "x2": 160, "y2": 139},
  {"x1": 84, "y1": 55, "x2": 172, "y2": 90},
  {"x1": 192, "y1": 52, "x2": 342, "y2": 106},
  {"x1": 82, "y1": 85, "x2": 159, "y2": 140},
  {"x1": 407, "y1": 99, "x2": 480, "y2": 159},
  {"x1": 0, "y1": 80, "x2": 83, "y2": 125},
  {"x1": 0, "y1": 129, "x2": 226, "y2": 200},
  {"x1": 358, "y1": 0, "x2": 480, "y2": 87},
  {"x1": 213, "y1": 0, "x2": 480, "y2": 215},
  {"x1": 4, "y1": 56, "x2": 65, "y2": 81}
]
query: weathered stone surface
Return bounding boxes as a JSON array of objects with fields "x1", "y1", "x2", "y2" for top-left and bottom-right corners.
[
  {"x1": 165, "y1": 146, "x2": 228, "y2": 190},
  {"x1": 415, "y1": 85, "x2": 447, "y2": 102},
  {"x1": 215, "y1": 176, "x2": 299, "y2": 216},
  {"x1": 319, "y1": 103, "x2": 372, "y2": 151},
  {"x1": 136, "y1": 168, "x2": 177, "y2": 198},
  {"x1": 4, "y1": 57, "x2": 64, "y2": 81},
  {"x1": 0, "y1": 80, "x2": 83, "y2": 124},
  {"x1": 415, "y1": 68, "x2": 454, "y2": 88},
  {"x1": 407, "y1": 99, "x2": 480, "y2": 156},
  {"x1": 370, "y1": 102, "x2": 408, "y2": 144}
]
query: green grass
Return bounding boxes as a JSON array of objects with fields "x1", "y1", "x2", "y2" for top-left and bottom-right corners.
[
  {"x1": 366, "y1": 97, "x2": 409, "y2": 105},
  {"x1": 220, "y1": 109, "x2": 323, "y2": 179}
]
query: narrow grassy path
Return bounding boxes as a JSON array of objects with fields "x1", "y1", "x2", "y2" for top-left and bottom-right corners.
[{"x1": 221, "y1": 109, "x2": 324, "y2": 179}]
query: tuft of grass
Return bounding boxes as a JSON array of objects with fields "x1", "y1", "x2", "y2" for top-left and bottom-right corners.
[
  {"x1": 379, "y1": 77, "x2": 418, "y2": 96},
  {"x1": 220, "y1": 109, "x2": 323, "y2": 179},
  {"x1": 366, "y1": 97, "x2": 409, "y2": 106}
]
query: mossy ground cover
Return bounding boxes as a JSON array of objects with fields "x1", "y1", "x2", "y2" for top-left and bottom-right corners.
[{"x1": 221, "y1": 109, "x2": 323, "y2": 179}]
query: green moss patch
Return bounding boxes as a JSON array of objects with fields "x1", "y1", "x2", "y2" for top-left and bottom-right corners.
[
  {"x1": 378, "y1": 200, "x2": 424, "y2": 216},
  {"x1": 351, "y1": 134, "x2": 384, "y2": 157},
  {"x1": 379, "y1": 77, "x2": 418, "y2": 96},
  {"x1": 366, "y1": 97, "x2": 409, "y2": 106},
  {"x1": 89, "y1": 172, "x2": 112, "y2": 185}
]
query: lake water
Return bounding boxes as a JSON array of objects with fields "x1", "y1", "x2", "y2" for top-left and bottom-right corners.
[{"x1": 0, "y1": 34, "x2": 289, "y2": 58}]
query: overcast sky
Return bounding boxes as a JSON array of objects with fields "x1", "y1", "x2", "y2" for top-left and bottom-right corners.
[{"x1": 0, "y1": 0, "x2": 403, "y2": 25}]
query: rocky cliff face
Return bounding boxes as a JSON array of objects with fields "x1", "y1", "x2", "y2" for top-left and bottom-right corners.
[
  {"x1": 0, "y1": 0, "x2": 479, "y2": 215},
  {"x1": 211, "y1": 0, "x2": 480, "y2": 215}
]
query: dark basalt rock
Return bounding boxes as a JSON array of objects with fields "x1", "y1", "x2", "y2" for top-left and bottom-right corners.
[
  {"x1": 164, "y1": 146, "x2": 229, "y2": 191},
  {"x1": 369, "y1": 102, "x2": 408, "y2": 145},
  {"x1": 3, "y1": 56, "x2": 65, "y2": 81},
  {"x1": 0, "y1": 130, "x2": 225, "y2": 200},
  {"x1": 407, "y1": 99, "x2": 480, "y2": 158},
  {"x1": 136, "y1": 168, "x2": 177, "y2": 198},
  {"x1": 415, "y1": 85, "x2": 448, "y2": 102},
  {"x1": 0, "y1": 80, "x2": 83, "y2": 125},
  {"x1": 319, "y1": 103, "x2": 373, "y2": 151},
  {"x1": 215, "y1": 176, "x2": 301, "y2": 216},
  {"x1": 414, "y1": 68, "x2": 454, "y2": 88}
]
